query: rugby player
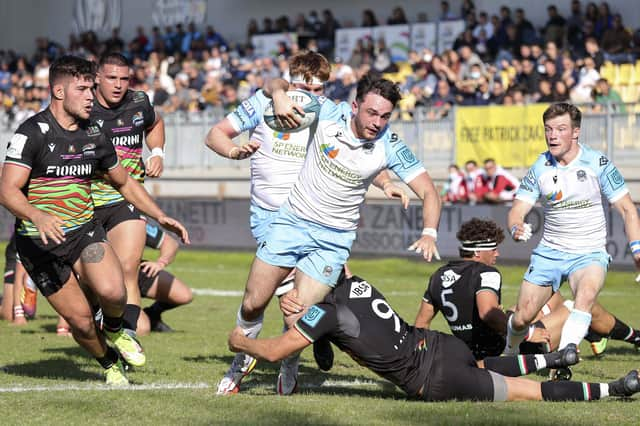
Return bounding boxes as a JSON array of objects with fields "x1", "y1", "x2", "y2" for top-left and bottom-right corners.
[
  {"x1": 206, "y1": 52, "x2": 409, "y2": 395},
  {"x1": 415, "y1": 218, "x2": 640, "y2": 362},
  {"x1": 0, "y1": 55, "x2": 188, "y2": 385},
  {"x1": 505, "y1": 103, "x2": 640, "y2": 353},
  {"x1": 222, "y1": 75, "x2": 441, "y2": 395},
  {"x1": 230, "y1": 272, "x2": 640, "y2": 401},
  {"x1": 140, "y1": 221, "x2": 192, "y2": 332},
  {"x1": 91, "y1": 52, "x2": 166, "y2": 336}
]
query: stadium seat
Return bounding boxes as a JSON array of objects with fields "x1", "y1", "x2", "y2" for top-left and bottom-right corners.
[
  {"x1": 599, "y1": 62, "x2": 616, "y2": 83},
  {"x1": 618, "y1": 64, "x2": 634, "y2": 85}
]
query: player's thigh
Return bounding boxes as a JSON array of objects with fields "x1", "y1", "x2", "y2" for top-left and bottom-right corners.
[
  {"x1": 515, "y1": 280, "x2": 554, "y2": 324},
  {"x1": 147, "y1": 272, "x2": 192, "y2": 305},
  {"x1": 568, "y1": 262, "x2": 607, "y2": 310},
  {"x1": 74, "y1": 242, "x2": 126, "y2": 302},
  {"x1": 107, "y1": 219, "x2": 146, "y2": 269},
  {"x1": 294, "y1": 269, "x2": 333, "y2": 307},
  {"x1": 244, "y1": 257, "x2": 291, "y2": 311},
  {"x1": 46, "y1": 274, "x2": 94, "y2": 330}
]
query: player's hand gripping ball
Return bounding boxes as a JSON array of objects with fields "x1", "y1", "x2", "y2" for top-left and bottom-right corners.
[{"x1": 264, "y1": 89, "x2": 321, "y2": 133}]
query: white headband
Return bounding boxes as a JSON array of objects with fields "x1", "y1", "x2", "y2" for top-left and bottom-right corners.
[
  {"x1": 290, "y1": 74, "x2": 325, "y2": 86},
  {"x1": 460, "y1": 239, "x2": 498, "y2": 251}
]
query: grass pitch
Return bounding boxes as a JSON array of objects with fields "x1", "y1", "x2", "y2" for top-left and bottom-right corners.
[{"x1": 1, "y1": 246, "x2": 640, "y2": 425}]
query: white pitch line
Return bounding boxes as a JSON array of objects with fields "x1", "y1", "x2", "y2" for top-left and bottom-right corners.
[
  {"x1": 192, "y1": 288, "x2": 244, "y2": 297},
  {"x1": 0, "y1": 382, "x2": 210, "y2": 393}
]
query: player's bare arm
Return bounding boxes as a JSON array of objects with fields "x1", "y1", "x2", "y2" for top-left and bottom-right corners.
[
  {"x1": 611, "y1": 193, "x2": 640, "y2": 268},
  {"x1": 406, "y1": 171, "x2": 442, "y2": 261},
  {"x1": 372, "y1": 170, "x2": 409, "y2": 209},
  {"x1": 105, "y1": 165, "x2": 189, "y2": 244},
  {"x1": 0, "y1": 164, "x2": 65, "y2": 245},
  {"x1": 141, "y1": 233, "x2": 179, "y2": 277},
  {"x1": 204, "y1": 118, "x2": 260, "y2": 160},
  {"x1": 477, "y1": 291, "x2": 508, "y2": 334},
  {"x1": 266, "y1": 78, "x2": 305, "y2": 129},
  {"x1": 507, "y1": 199, "x2": 535, "y2": 241},
  {"x1": 145, "y1": 113, "x2": 165, "y2": 178},
  {"x1": 414, "y1": 300, "x2": 437, "y2": 329},
  {"x1": 228, "y1": 325, "x2": 310, "y2": 362}
]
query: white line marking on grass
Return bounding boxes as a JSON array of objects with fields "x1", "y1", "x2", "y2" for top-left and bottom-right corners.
[
  {"x1": 192, "y1": 289, "x2": 244, "y2": 297},
  {"x1": 0, "y1": 382, "x2": 210, "y2": 393}
]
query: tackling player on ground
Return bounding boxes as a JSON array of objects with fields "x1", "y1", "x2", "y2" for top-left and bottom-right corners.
[
  {"x1": 505, "y1": 102, "x2": 640, "y2": 354},
  {"x1": 91, "y1": 52, "x2": 166, "y2": 336}
]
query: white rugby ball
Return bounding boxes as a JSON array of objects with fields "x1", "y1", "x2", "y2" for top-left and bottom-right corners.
[{"x1": 264, "y1": 89, "x2": 321, "y2": 133}]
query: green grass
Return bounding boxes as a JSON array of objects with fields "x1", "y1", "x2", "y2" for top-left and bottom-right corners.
[{"x1": 1, "y1": 246, "x2": 640, "y2": 425}]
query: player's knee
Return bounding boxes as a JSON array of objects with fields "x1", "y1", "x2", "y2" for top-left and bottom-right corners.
[
  {"x1": 240, "y1": 298, "x2": 264, "y2": 321},
  {"x1": 176, "y1": 286, "x2": 193, "y2": 305},
  {"x1": 98, "y1": 284, "x2": 127, "y2": 307},
  {"x1": 68, "y1": 315, "x2": 97, "y2": 340}
]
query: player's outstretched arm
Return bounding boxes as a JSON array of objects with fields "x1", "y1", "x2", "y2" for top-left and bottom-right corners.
[
  {"x1": 106, "y1": 166, "x2": 189, "y2": 244},
  {"x1": 228, "y1": 325, "x2": 310, "y2": 363},
  {"x1": 204, "y1": 118, "x2": 259, "y2": 160},
  {"x1": 265, "y1": 78, "x2": 305, "y2": 129},
  {"x1": 477, "y1": 291, "x2": 508, "y2": 334},
  {"x1": 145, "y1": 114, "x2": 165, "y2": 178},
  {"x1": 507, "y1": 199, "x2": 534, "y2": 241},
  {"x1": 0, "y1": 164, "x2": 65, "y2": 245},
  {"x1": 611, "y1": 194, "x2": 640, "y2": 269},
  {"x1": 406, "y1": 171, "x2": 442, "y2": 261},
  {"x1": 373, "y1": 170, "x2": 409, "y2": 209},
  {"x1": 141, "y1": 233, "x2": 179, "y2": 277}
]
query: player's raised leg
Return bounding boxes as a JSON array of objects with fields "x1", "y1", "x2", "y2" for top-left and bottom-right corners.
[{"x1": 505, "y1": 281, "x2": 553, "y2": 354}]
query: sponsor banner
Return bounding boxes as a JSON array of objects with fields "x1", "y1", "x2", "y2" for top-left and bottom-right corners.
[
  {"x1": 455, "y1": 104, "x2": 549, "y2": 168},
  {"x1": 410, "y1": 23, "x2": 437, "y2": 54},
  {"x1": 73, "y1": 0, "x2": 121, "y2": 36},
  {"x1": 251, "y1": 33, "x2": 298, "y2": 59},
  {"x1": 372, "y1": 25, "x2": 411, "y2": 63},
  {"x1": 0, "y1": 200, "x2": 636, "y2": 266},
  {"x1": 151, "y1": 0, "x2": 206, "y2": 27},
  {"x1": 436, "y1": 20, "x2": 465, "y2": 54},
  {"x1": 334, "y1": 28, "x2": 373, "y2": 64}
]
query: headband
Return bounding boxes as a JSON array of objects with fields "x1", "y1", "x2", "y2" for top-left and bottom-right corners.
[
  {"x1": 459, "y1": 239, "x2": 498, "y2": 252},
  {"x1": 290, "y1": 74, "x2": 325, "y2": 86}
]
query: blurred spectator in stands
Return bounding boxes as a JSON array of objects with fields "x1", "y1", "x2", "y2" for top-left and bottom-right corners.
[
  {"x1": 348, "y1": 38, "x2": 374, "y2": 69},
  {"x1": 461, "y1": 0, "x2": 476, "y2": 18},
  {"x1": 489, "y1": 79, "x2": 506, "y2": 104},
  {"x1": 561, "y1": 55, "x2": 579, "y2": 89},
  {"x1": 317, "y1": 9, "x2": 340, "y2": 55},
  {"x1": 205, "y1": 26, "x2": 228, "y2": 51},
  {"x1": 585, "y1": 2, "x2": 599, "y2": 25},
  {"x1": 261, "y1": 17, "x2": 276, "y2": 34},
  {"x1": 387, "y1": 6, "x2": 408, "y2": 25},
  {"x1": 495, "y1": 6, "x2": 513, "y2": 46},
  {"x1": 571, "y1": 55, "x2": 600, "y2": 102},
  {"x1": 275, "y1": 15, "x2": 292, "y2": 33},
  {"x1": 544, "y1": 41, "x2": 562, "y2": 72},
  {"x1": 452, "y1": 29, "x2": 476, "y2": 52},
  {"x1": 247, "y1": 19, "x2": 260, "y2": 44},
  {"x1": 443, "y1": 49, "x2": 462, "y2": 80},
  {"x1": 0, "y1": 61, "x2": 10, "y2": 93},
  {"x1": 553, "y1": 80, "x2": 570, "y2": 101},
  {"x1": 514, "y1": 8, "x2": 536, "y2": 46},
  {"x1": 464, "y1": 160, "x2": 487, "y2": 204},
  {"x1": 594, "y1": 2, "x2": 613, "y2": 39},
  {"x1": 458, "y1": 45, "x2": 484, "y2": 81},
  {"x1": 426, "y1": 79, "x2": 455, "y2": 120},
  {"x1": 464, "y1": 11, "x2": 477, "y2": 33},
  {"x1": 104, "y1": 28, "x2": 124, "y2": 53},
  {"x1": 494, "y1": 23, "x2": 519, "y2": 65},
  {"x1": 308, "y1": 10, "x2": 322, "y2": 35},
  {"x1": 162, "y1": 25, "x2": 177, "y2": 55},
  {"x1": 151, "y1": 77, "x2": 170, "y2": 107},
  {"x1": 601, "y1": 14, "x2": 632, "y2": 63},
  {"x1": 146, "y1": 27, "x2": 166, "y2": 55},
  {"x1": 221, "y1": 80, "x2": 240, "y2": 113},
  {"x1": 293, "y1": 13, "x2": 313, "y2": 35},
  {"x1": 483, "y1": 158, "x2": 519, "y2": 203},
  {"x1": 542, "y1": 58, "x2": 561, "y2": 85},
  {"x1": 567, "y1": 1, "x2": 584, "y2": 52},
  {"x1": 593, "y1": 78, "x2": 625, "y2": 112},
  {"x1": 542, "y1": 6, "x2": 566, "y2": 48},
  {"x1": 631, "y1": 29, "x2": 640, "y2": 61},
  {"x1": 431, "y1": 54, "x2": 458, "y2": 85},
  {"x1": 517, "y1": 58, "x2": 540, "y2": 97},
  {"x1": 584, "y1": 36, "x2": 604, "y2": 69},
  {"x1": 326, "y1": 62, "x2": 357, "y2": 103},
  {"x1": 362, "y1": 9, "x2": 379, "y2": 27},
  {"x1": 473, "y1": 11, "x2": 494, "y2": 40},
  {"x1": 416, "y1": 12, "x2": 429, "y2": 23},
  {"x1": 439, "y1": 1, "x2": 458, "y2": 21},
  {"x1": 536, "y1": 79, "x2": 554, "y2": 102},
  {"x1": 474, "y1": 28, "x2": 491, "y2": 62},
  {"x1": 442, "y1": 164, "x2": 468, "y2": 204},
  {"x1": 129, "y1": 26, "x2": 149, "y2": 58}
]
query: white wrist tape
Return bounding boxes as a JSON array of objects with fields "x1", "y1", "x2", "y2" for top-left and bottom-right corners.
[
  {"x1": 421, "y1": 228, "x2": 438, "y2": 240},
  {"x1": 149, "y1": 147, "x2": 165, "y2": 159}
]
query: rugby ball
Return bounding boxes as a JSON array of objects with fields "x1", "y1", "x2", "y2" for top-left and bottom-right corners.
[{"x1": 264, "y1": 89, "x2": 321, "y2": 133}]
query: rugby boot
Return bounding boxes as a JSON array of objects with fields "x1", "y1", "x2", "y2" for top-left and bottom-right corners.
[
  {"x1": 277, "y1": 354, "x2": 299, "y2": 396},
  {"x1": 104, "y1": 360, "x2": 129, "y2": 386},
  {"x1": 216, "y1": 353, "x2": 257, "y2": 395},
  {"x1": 608, "y1": 370, "x2": 640, "y2": 397},
  {"x1": 104, "y1": 329, "x2": 146, "y2": 367}
]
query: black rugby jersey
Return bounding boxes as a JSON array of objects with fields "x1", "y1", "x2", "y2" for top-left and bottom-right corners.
[
  {"x1": 91, "y1": 90, "x2": 156, "y2": 207},
  {"x1": 5, "y1": 108, "x2": 118, "y2": 236},
  {"x1": 423, "y1": 260, "x2": 505, "y2": 358},
  {"x1": 295, "y1": 275, "x2": 437, "y2": 397}
]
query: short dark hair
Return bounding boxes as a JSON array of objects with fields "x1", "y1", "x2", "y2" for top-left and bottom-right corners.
[
  {"x1": 465, "y1": 160, "x2": 477, "y2": 167},
  {"x1": 355, "y1": 74, "x2": 402, "y2": 107},
  {"x1": 49, "y1": 55, "x2": 95, "y2": 93},
  {"x1": 543, "y1": 102, "x2": 582, "y2": 128},
  {"x1": 99, "y1": 52, "x2": 130, "y2": 69},
  {"x1": 457, "y1": 218, "x2": 505, "y2": 258}
]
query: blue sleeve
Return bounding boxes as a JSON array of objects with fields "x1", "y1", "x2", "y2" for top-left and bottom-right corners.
[
  {"x1": 226, "y1": 90, "x2": 270, "y2": 132},
  {"x1": 317, "y1": 98, "x2": 349, "y2": 124},
  {"x1": 383, "y1": 133, "x2": 426, "y2": 183},
  {"x1": 515, "y1": 165, "x2": 540, "y2": 204},
  {"x1": 597, "y1": 156, "x2": 628, "y2": 202}
]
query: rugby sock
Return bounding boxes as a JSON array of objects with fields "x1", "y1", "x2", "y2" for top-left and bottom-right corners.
[
  {"x1": 541, "y1": 381, "x2": 602, "y2": 401},
  {"x1": 504, "y1": 314, "x2": 527, "y2": 355},
  {"x1": 123, "y1": 304, "x2": 141, "y2": 332},
  {"x1": 102, "y1": 314, "x2": 124, "y2": 333},
  {"x1": 236, "y1": 306, "x2": 263, "y2": 339},
  {"x1": 584, "y1": 328, "x2": 605, "y2": 343},
  {"x1": 484, "y1": 354, "x2": 551, "y2": 377},
  {"x1": 96, "y1": 346, "x2": 120, "y2": 369},
  {"x1": 608, "y1": 317, "x2": 638, "y2": 343},
  {"x1": 558, "y1": 309, "x2": 591, "y2": 349},
  {"x1": 144, "y1": 301, "x2": 178, "y2": 320}
]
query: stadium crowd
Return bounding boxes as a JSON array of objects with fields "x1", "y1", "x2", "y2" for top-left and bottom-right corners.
[{"x1": 1, "y1": 1, "x2": 640, "y2": 130}]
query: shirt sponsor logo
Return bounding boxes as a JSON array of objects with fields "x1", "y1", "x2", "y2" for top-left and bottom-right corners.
[
  {"x1": 479, "y1": 271, "x2": 501, "y2": 291},
  {"x1": 441, "y1": 269, "x2": 461, "y2": 288},
  {"x1": 132, "y1": 111, "x2": 144, "y2": 127},
  {"x1": 599, "y1": 156, "x2": 609, "y2": 167},
  {"x1": 133, "y1": 91, "x2": 146, "y2": 103},
  {"x1": 46, "y1": 164, "x2": 93, "y2": 176},
  {"x1": 86, "y1": 125, "x2": 101, "y2": 137},
  {"x1": 111, "y1": 134, "x2": 140, "y2": 146},
  {"x1": 240, "y1": 100, "x2": 255, "y2": 117},
  {"x1": 320, "y1": 143, "x2": 339, "y2": 159},
  {"x1": 349, "y1": 280, "x2": 372, "y2": 299},
  {"x1": 6, "y1": 133, "x2": 27, "y2": 159},
  {"x1": 300, "y1": 305, "x2": 325, "y2": 328},
  {"x1": 545, "y1": 190, "x2": 563, "y2": 201}
]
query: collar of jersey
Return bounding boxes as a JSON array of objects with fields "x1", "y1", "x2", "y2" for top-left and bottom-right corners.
[
  {"x1": 343, "y1": 116, "x2": 387, "y2": 147},
  {"x1": 551, "y1": 144, "x2": 584, "y2": 170}
]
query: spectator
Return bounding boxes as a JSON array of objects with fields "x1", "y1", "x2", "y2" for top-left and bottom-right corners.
[
  {"x1": 543, "y1": 59, "x2": 561, "y2": 85},
  {"x1": 261, "y1": 17, "x2": 276, "y2": 34},
  {"x1": 571, "y1": 55, "x2": 600, "y2": 102},
  {"x1": 246, "y1": 19, "x2": 259, "y2": 44},
  {"x1": 205, "y1": 26, "x2": 228, "y2": 51},
  {"x1": 593, "y1": 78, "x2": 625, "y2": 112},
  {"x1": 317, "y1": 9, "x2": 340, "y2": 55},
  {"x1": 361, "y1": 9, "x2": 379, "y2": 27},
  {"x1": 601, "y1": 14, "x2": 632, "y2": 64},
  {"x1": 464, "y1": 160, "x2": 488, "y2": 204},
  {"x1": 275, "y1": 15, "x2": 292, "y2": 33},
  {"x1": 461, "y1": 0, "x2": 476, "y2": 18},
  {"x1": 553, "y1": 80, "x2": 570, "y2": 101},
  {"x1": 439, "y1": 1, "x2": 458, "y2": 21},
  {"x1": 542, "y1": 6, "x2": 566, "y2": 48},
  {"x1": 517, "y1": 58, "x2": 541, "y2": 97},
  {"x1": 567, "y1": 0, "x2": 585, "y2": 52},
  {"x1": 514, "y1": 8, "x2": 536, "y2": 46},
  {"x1": 594, "y1": 1, "x2": 613, "y2": 39},
  {"x1": 561, "y1": 55, "x2": 579, "y2": 89},
  {"x1": 442, "y1": 164, "x2": 468, "y2": 204},
  {"x1": 585, "y1": 2, "x2": 599, "y2": 25},
  {"x1": 473, "y1": 11, "x2": 494, "y2": 40},
  {"x1": 104, "y1": 28, "x2": 124, "y2": 53},
  {"x1": 129, "y1": 26, "x2": 149, "y2": 58},
  {"x1": 482, "y1": 159, "x2": 519, "y2": 203},
  {"x1": 584, "y1": 37, "x2": 604, "y2": 69},
  {"x1": 387, "y1": 6, "x2": 408, "y2": 25},
  {"x1": 536, "y1": 79, "x2": 554, "y2": 102},
  {"x1": 489, "y1": 79, "x2": 506, "y2": 104},
  {"x1": 426, "y1": 79, "x2": 456, "y2": 120},
  {"x1": 373, "y1": 38, "x2": 395, "y2": 73}
]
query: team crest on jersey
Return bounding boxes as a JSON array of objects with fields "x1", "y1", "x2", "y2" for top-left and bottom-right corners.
[
  {"x1": 576, "y1": 170, "x2": 587, "y2": 182},
  {"x1": 301, "y1": 305, "x2": 325, "y2": 328},
  {"x1": 396, "y1": 146, "x2": 418, "y2": 169},
  {"x1": 441, "y1": 270, "x2": 461, "y2": 288},
  {"x1": 37, "y1": 122, "x2": 49, "y2": 134},
  {"x1": 362, "y1": 142, "x2": 374, "y2": 153},
  {"x1": 117, "y1": 119, "x2": 125, "y2": 127},
  {"x1": 86, "y1": 125, "x2": 101, "y2": 137},
  {"x1": 133, "y1": 111, "x2": 144, "y2": 127},
  {"x1": 349, "y1": 280, "x2": 372, "y2": 299}
]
